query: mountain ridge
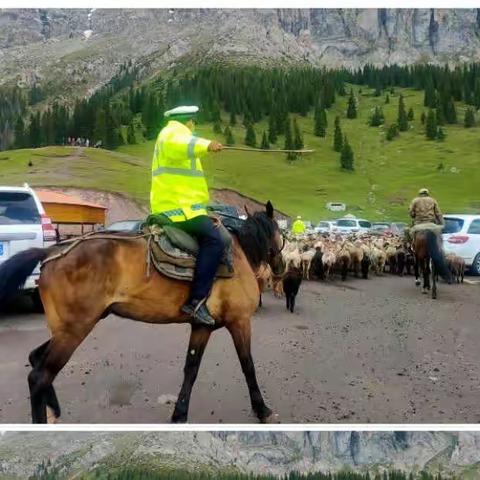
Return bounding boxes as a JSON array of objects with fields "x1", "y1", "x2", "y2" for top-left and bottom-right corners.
[
  {"x1": 2, "y1": 9, "x2": 480, "y2": 99},
  {"x1": 1, "y1": 432, "x2": 480, "y2": 478}
]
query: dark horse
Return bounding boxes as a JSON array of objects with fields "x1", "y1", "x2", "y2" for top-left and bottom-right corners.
[
  {"x1": 0, "y1": 202, "x2": 284, "y2": 424},
  {"x1": 412, "y1": 230, "x2": 450, "y2": 299}
]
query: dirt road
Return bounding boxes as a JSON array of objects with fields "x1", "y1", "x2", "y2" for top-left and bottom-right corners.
[{"x1": 1, "y1": 276, "x2": 479, "y2": 424}]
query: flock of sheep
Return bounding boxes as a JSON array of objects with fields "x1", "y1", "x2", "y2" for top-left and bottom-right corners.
[{"x1": 257, "y1": 231, "x2": 466, "y2": 313}]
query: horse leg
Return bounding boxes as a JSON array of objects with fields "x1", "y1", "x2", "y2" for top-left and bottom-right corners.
[
  {"x1": 415, "y1": 256, "x2": 421, "y2": 286},
  {"x1": 171, "y1": 326, "x2": 212, "y2": 423},
  {"x1": 28, "y1": 330, "x2": 91, "y2": 424},
  {"x1": 291, "y1": 294, "x2": 296, "y2": 313},
  {"x1": 421, "y1": 259, "x2": 430, "y2": 294},
  {"x1": 228, "y1": 320, "x2": 273, "y2": 422},
  {"x1": 431, "y1": 261, "x2": 437, "y2": 299},
  {"x1": 28, "y1": 340, "x2": 61, "y2": 419}
]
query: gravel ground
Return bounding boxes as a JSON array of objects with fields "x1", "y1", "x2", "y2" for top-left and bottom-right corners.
[{"x1": 0, "y1": 275, "x2": 479, "y2": 424}]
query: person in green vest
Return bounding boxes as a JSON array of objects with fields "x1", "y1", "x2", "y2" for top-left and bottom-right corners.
[
  {"x1": 291, "y1": 216, "x2": 306, "y2": 235},
  {"x1": 150, "y1": 105, "x2": 223, "y2": 326}
]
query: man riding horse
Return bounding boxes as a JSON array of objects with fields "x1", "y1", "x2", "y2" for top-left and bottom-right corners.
[
  {"x1": 409, "y1": 188, "x2": 444, "y2": 229},
  {"x1": 151, "y1": 105, "x2": 223, "y2": 326}
]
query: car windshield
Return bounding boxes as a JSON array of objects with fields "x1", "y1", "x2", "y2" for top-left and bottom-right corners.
[
  {"x1": 107, "y1": 221, "x2": 140, "y2": 231},
  {"x1": 336, "y1": 219, "x2": 357, "y2": 227},
  {"x1": 317, "y1": 222, "x2": 330, "y2": 228},
  {"x1": 0, "y1": 192, "x2": 41, "y2": 225},
  {"x1": 443, "y1": 217, "x2": 464, "y2": 234},
  {"x1": 359, "y1": 221, "x2": 372, "y2": 228}
]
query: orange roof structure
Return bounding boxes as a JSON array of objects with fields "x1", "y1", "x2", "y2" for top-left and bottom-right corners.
[{"x1": 36, "y1": 190, "x2": 107, "y2": 225}]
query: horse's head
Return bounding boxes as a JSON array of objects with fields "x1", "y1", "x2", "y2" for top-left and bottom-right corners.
[
  {"x1": 238, "y1": 201, "x2": 285, "y2": 276},
  {"x1": 264, "y1": 201, "x2": 285, "y2": 276}
]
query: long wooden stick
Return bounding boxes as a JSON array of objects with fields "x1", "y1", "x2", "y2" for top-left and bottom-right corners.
[{"x1": 222, "y1": 146, "x2": 315, "y2": 154}]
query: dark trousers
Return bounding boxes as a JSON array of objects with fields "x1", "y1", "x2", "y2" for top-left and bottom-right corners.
[{"x1": 175, "y1": 215, "x2": 225, "y2": 301}]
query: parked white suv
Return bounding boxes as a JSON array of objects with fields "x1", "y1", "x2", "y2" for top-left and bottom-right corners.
[
  {"x1": 442, "y1": 214, "x2": 480, "y2": 275},
  {"x1": 0, "y1": 184, "x2": 56, "y2": 305},
  {"x1": 335, "y1": 216, "x2": 372, "y2": 234}
]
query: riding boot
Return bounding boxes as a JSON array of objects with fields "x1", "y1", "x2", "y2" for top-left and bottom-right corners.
[{"x1": 181, "y1": 298, "x2": 216, "y2": 327}]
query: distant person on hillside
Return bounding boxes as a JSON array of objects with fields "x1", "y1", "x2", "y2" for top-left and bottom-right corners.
[
  {"x1": 291, "y1": 216, "x2": 306, "y2": 235},
  {"x1": 409, "y1": 188, "x2": 444, "y2": 227},
  {"x1": 150, "y1": 105, "x2": 223, "y2": 327}
]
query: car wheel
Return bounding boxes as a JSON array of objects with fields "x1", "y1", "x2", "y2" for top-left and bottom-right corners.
[
  {"x1": 471, "y1": 253, "x2": 480, "y2": 276},
  {"x1": 30, "y1": 289, "x2": 45, "y2": 313}
]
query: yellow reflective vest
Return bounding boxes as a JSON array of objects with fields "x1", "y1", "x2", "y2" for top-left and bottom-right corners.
[
  {"x1": 291, "y1": 219, "x2": 306, "y2": 234},
  {"x1": 150, "y1": 120, "x2": 211, "y2": 222}
]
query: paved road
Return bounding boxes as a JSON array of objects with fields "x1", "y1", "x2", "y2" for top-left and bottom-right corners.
[{"x1": 0, "y1": 275, "x2": 479, "y2": 424}]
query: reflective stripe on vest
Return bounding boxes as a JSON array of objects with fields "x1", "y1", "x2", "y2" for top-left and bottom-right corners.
[
  {"x1": 152, "y1": 167, "x2": 205, "y2": 177},
  {"x1": 152, "y1": 136, "x2": 203, "y2": 178},
  {"x1": 162, "y1": 203, "x2": 206, "y2": 218}
]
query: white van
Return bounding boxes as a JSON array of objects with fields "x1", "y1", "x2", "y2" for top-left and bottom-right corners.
[{"x1": 0, "y1": 184, "x2": 56, "y2": 304}]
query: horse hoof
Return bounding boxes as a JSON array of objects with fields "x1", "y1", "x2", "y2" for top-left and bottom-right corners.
[
  {"x1": 415, "y1": 280, "x2": 421, "y2": 286},
  {"x1": 422, "y1": 288, "x2": 428, "y2": 295},
  {"x1": 261, "y1": 412, "x2": 281, "y2": 424},
  {"x1": 47, "y1": 406, "x2": 59, "y2": 424}
]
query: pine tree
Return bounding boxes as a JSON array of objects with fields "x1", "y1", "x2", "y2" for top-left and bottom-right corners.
[
  {"x1": 397, "y1": 94, "x2": 409, "y2": 131},
  {"x1": 94, "y1": 108, "x2": 107, "y2": 146},
  {"x1": 260, "y1": 131, "x2": 270, "y2": 150},
  {"x1": 424, "y1": 78, "x2": 437, "y2": 108},
  {"x1": 407, "y1": 108, "x2": 414, "y2": 120},
  {"x1": 421, "y1": 112, "x2": 426, "y2": 125},
  {"x1": 369, "y1": 107, "x2": 384, "y2": 127},
  {"x1": 268, "y1": 114, "x2": 277, "y2": 144},
  {"x1": 386, "y1": 123, "x2": 399, "y2": 141},
  {"x1": 340, "y1": 135, "x2": 354, "y2": 171},
  {"x1": 314, "y1": 103, "x2": 327, "y2": 137},
  {"x1": 437, "y1": 127, "x2": 446, "y2": 141},
  {"x1": 346, "y1": 89, "x2": 357, "y2": 119},
  {"x1": 385, "y1": 94, "x2": 390, "y2": 104},
  {"x1": 444, "y1": 96, "x2": 457, "y2": 124},
  {"x1": 224, "y1": 125, "x2": 235, "y2": 146},
  {"x1": 127, "y1": 123, "x2": 136, "y2": 144},
  {"x1": 244, "y1": 123, "x2": 256, "y2": 147},
  {"x1": 284, "y1": 117, "x2": 296, "y2": 161},
  {"x1": 14, "y1": 117, "x2": 25, "y2": 149},
  {"x1": 436, "y1": 106, "x2": 445, "y2": 126},
  {"x1": 293, "y1": 118, "x2": 304, "y2": 149},
  {"x1": 426, "y1": 109, "x2": 438, "y2": 140},
  {"x1": 333, "y1": 116, "x2": 343, "y2": 152},
  {"x1": 464, "y1": 107, "x2": 476, "y2": 128},
  {"x1": 229, "y1": 111, "x2": 236, "y2": 126},
  {"x1": 213, "y1": 121, "x2": 222, "y2": 134}
]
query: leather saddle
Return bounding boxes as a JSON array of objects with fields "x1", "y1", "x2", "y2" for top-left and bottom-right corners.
[{"x1": 143, "y1": 214, "x2": 234, "y2": 282}]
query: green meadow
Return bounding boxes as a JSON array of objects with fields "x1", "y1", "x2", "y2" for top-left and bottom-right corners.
[{"x1": 2, "y1": 85, "x2": 479, "y2": 223}]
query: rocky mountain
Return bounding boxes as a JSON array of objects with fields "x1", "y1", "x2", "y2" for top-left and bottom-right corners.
[
  {"x1": 1, "y1": 431, "x2": 480, "y2": 478},
  {"x1": 1, "y1": 9, "x2": 480, "y2": 97}
]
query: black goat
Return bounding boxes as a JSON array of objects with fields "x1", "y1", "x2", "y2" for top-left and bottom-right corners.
[{"x1": 283, "y1": 267, "x2": 303, "y2": 313}]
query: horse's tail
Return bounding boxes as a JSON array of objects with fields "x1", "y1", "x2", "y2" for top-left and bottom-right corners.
[
  {"x1": 426, "y1": 230, "x2": 450, "y2": 281},
  {"x1": 0, "y1": 248, "x2": 51, "y2": 306}
]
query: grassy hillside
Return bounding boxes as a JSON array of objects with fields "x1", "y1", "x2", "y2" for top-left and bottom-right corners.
[{"x1": 1, "y1": 85, "x2": 479, "y2": 222}]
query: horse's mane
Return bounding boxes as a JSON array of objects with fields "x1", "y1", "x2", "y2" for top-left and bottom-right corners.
[{"x1": 236, "y1": 211, "x2": 277, "y2": 270}]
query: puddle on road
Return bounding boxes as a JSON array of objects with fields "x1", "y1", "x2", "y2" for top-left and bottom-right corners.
[{"x1": 106, "y1": 378, "x2": 139, "y2": 407}]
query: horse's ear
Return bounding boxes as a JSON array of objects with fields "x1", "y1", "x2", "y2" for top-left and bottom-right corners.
[
  {"x1": 266, "y1": 201, "x2": 274, "y2": 219},
  {"x1": 244, "y1": 205, "x2": 252, "y2": 217}
]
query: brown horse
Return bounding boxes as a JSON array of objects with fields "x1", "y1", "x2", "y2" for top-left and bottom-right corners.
[
  {"x1": 412, "y1": 230, "x2": 451, "y2": 299},
  {"x1": 0, "y1": 202, "x2": 284, "y2": 424}
]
